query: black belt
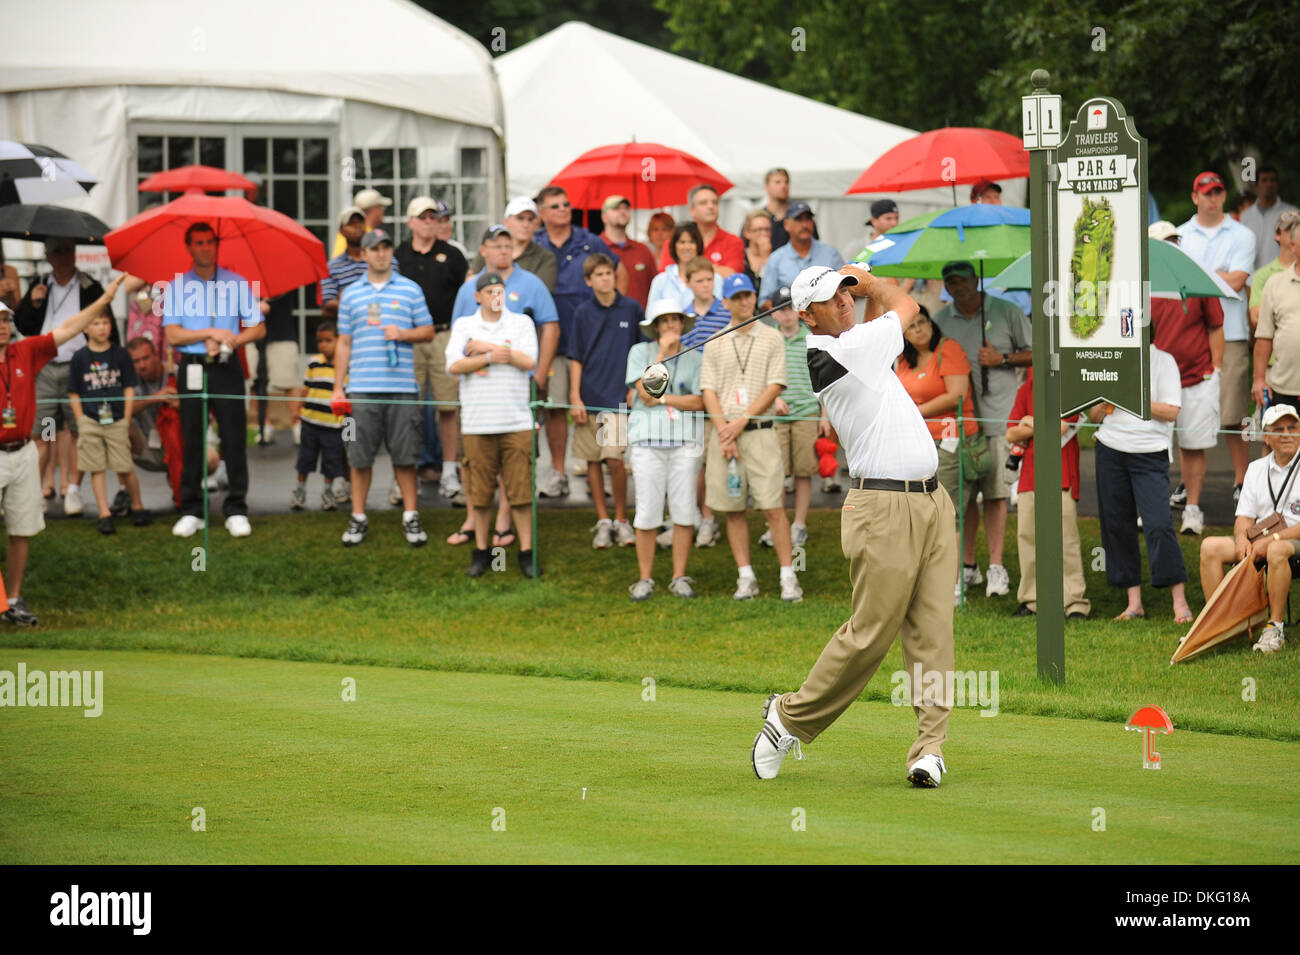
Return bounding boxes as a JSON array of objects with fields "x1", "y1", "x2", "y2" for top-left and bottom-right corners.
[
  {"x1": 180, "y1": 354, "x2": 221, "y2": 365},
  {"x1": 852, "y1": 476, "x2": 938, "y2": 493},
  {"x1": 743, "y1": 420, "x2": 774, "y2": 431},
  {"x1": 0, "y1": 439, "x2": 30, "y2": 453}
]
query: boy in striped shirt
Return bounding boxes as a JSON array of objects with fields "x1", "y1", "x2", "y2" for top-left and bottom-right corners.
[{"x1": 292, "y1": 321, "x2": 347, "y2": 511}]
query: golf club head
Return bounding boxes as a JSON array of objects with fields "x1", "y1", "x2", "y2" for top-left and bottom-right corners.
[{"x1": 642, "y1": 362, "x2": 670, "y2": 399}]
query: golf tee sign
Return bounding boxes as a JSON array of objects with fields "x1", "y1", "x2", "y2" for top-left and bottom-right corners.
[{"x1": 1053, "y1": 96, "x2": 1150, "y2": 418}]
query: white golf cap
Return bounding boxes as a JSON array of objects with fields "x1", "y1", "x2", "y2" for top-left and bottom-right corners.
[
  {"x1": 353, "y1": 188, "x2": 393, "y2": 210},
  {"x1": 337, "y1": 205, "x2": 366, "y2": 227},
  {"x1": 1262, "y1": 404, "x2": 1300, "y2": 429},
  {"x1": 0, "y1": 300, "x2": 12, "y2": 316},
  {"x1": 791, "y1": 265, "x2": 859, "y2": 311},
  {"x1": 504, "y1": 196, "x2": 537, "y2": 218},
  {"x1": 407, "y1": 196, "x2": 448, "y2": 218},
  {"x1": 1148, "y1": 220, "x2": 1179, "y2": 241}
]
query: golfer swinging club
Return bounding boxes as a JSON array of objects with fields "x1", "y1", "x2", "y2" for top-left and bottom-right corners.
[{"x1": 752, "y1": 263, "x2": 958, "y2": 787}]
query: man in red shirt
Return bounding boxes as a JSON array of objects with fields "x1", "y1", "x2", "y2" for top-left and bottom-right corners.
[
  {"x1": 1005, "y1": 369, "x2": 1091, "y2": 619},
  {"x1": 659, "y1": 184, "x2": 744, "y2": 276},
  {"x1": 599, "y1": 194, "x2": 657, "y2": 308},
  {"x1": 1149, "y1": 220, "x2": 1225, "y2": 536},
  {"x1": 0, "y1": 274, "x2": 124, "y2": 626}
]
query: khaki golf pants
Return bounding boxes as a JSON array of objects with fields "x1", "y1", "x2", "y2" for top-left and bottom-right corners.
[
  {"x1": 1016, "y1": 489, "x2": 1091, "y2": 617},
  {"x1": 776, "y1": 485, "x2": 958, "y2": 767}
]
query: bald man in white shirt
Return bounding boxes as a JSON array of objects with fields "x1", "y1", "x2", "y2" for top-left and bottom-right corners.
[{"x1": 752, "y1": 264, "x2": 957, "y2": 788}]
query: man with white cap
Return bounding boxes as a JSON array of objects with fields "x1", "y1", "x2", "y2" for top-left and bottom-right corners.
[
  {"x1": 752, "y1": 263, "x2": 957, "y2": 789},
  {"x1": 332, "y1": 188, "x2": 392, "y2": 257},
  {"x1": 1199, "y1": 403, "x2": 1300, "y2": 653},
  {"x1": 470, "y1": 197, "x2": 558, "y2": 291}
]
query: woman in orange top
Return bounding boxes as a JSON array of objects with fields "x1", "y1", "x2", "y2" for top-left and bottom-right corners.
[{"x1": 895, "y1": 306, "x2": 980, "y2": 524}]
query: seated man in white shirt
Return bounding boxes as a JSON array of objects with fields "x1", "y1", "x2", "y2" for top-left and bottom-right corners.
[{"x1": 1199, "y1": 403, "x2": 1300, "y2": 653}]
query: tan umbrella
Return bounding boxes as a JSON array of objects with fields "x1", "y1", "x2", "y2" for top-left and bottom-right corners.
[{"x1": 1170, "y1": 557, "x2": 1269, "y2": 664}]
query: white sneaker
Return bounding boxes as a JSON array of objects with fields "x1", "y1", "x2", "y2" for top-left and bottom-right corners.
[
  {"x1": 694, "y1": 517, "x2": 719, "y2": 548},
  {"x1": 205, "y1": 461, "x2": 228, "y2": 492},
  {"x1": 752, "y1": 693, "x2": 803, "y2": 780},
  {"x1": 734, "y1": 575, "x2": 759, "y2": 600},
  {"x1": 331, "y1": 476, "x2": 351, "y2": 507},
  {"x1": 668, "y1": 576, "x2": 697, "y2": 598},
  {"x1": 986, "y1": 563, "x2": 1010, "y2": 597},
  {"x1": 172, "y1": 514, "x2": 203, "y2": 537},
  {"x1": 1180, "y1": 505, "x2": 1204, "y2": 536},
  {"x1": 628, "y1": 578, "x2": 655, "y2": 602},
  {"x1": 225, "y1": 515, "x2": 252, "y2": 537},
  {"x1": 614, "y1": 520, "x2": 636, "y2": 547},
  {"x1": 963, "y1": 564, "x2": 984, "y2": 587},
  {"x1": 537, "y1": 469, "x2": 568, "y2": 498},
  {"x1": 388, "y1": 482, "x2": 402, "y2": 507},
  {"x1": 791, "y1": 522, "x2": 808, "y2": 547},
  {"x1": 63, "y1": 486, "x2": 83, "y2": 516},
  {"x1": 439, "y1": 465, "x2": 463, "y2": 499},
  {"x1": 1253, "y1": 622, "x2": 1286, "y2": 653},
  {"x1": 656, "y1": 526, "x2": 673, "y2": 550},
  {"x1": 592, "y1": 520, "x2": 614, "y2": 549},
  {"x1": 907, "y1": 753, "x2": 947, "y2": 788},
  {"x1": 758, "y1": 526, "x2": 774, "y2": 548},
  {"x1": 780, "y1": 576, "x2": 803, "y2": 603},
  {"x1": 261, "y1": 423, "x2": 276, "y2": 444},
  {"x1": 290, "y1": 486, "x2": 306, "y2": 510}
]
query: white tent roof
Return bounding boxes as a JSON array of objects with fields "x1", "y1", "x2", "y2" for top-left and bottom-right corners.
[
  {"x1": 496, "y1": 22, "x2": 925, "y2": 201},
  {"x1": 0, "y1": 0, "x2": 502, "y2": 134}
]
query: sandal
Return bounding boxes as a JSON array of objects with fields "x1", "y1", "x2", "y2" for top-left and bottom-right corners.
[
  {"x1": 42, "y1": 485, "x2": 55, "y2": 500},
  {"x1": 1174, "y1": 612, "x2": 1194, "y2": 625},
  {"x1": 445, "y1": 527, "x2": 474, "y2": 546},
  {"x1": 1114, "y1": 609, "x2": 1146, "y2": 621},
  {"x1": 493, "y1": 528, "x2": 517, "y2": 548}
]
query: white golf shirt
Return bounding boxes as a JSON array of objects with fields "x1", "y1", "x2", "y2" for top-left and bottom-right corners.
[
  {"x1": 807, "y1": 311, "x2": 938, "y2": 481},
  {"x1": 1237, "y1": 451, "x2": 1300, "y2": 526}
]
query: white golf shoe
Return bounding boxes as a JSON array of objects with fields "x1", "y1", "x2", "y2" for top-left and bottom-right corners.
[
  {"x1": 907, "y1": 753, "x2": 947, "y2": 788},
  {"x1": 752, "y1": 693, "x2": 803, "y2": 780}
]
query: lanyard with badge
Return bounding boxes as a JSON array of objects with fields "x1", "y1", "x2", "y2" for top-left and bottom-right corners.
[
  {"x1": 731, "y1": 335, "x2": 755, "y2": 410},
  {"x1": 0, "y1": 356, "x2": 14, "y2": 429}
]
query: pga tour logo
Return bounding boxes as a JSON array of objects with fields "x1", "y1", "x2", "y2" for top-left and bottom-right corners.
[{"x1": 1120, "y1": 308, "x2": 1135, "y2": 338}]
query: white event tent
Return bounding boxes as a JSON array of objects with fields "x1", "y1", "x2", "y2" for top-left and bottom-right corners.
[
  {"x1": 495, "y1": 21, "x2": 1025, "y2": 259},
  {"x1": 0, "y1": 0, "x2": 505, "y2": 349}
]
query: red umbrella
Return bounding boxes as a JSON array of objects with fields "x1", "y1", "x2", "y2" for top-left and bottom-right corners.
[
  {"x1": 846, "y1": 127, "x2": 1029, "y2": 197},
  {"x1": 137, "y1": 165, "x2": 258, "y2": 196},
  {"x1": 549, "y1": 142, "x2": 733, "y2": 209},
  {"x1": 105, "y1": 193, "x2": 327, "y2": 298}
]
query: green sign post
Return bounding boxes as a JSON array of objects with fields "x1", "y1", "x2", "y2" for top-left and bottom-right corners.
[{"x1": 1023, "y1": 73, "x2": 1151, "y2": 682}]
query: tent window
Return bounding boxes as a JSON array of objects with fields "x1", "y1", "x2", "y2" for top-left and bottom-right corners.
[{"x1": 348, "y1": 146, "x2": 490, "y2": 248}]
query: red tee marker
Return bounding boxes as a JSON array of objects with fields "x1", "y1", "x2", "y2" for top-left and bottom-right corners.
[{"x1": 1126, "y1": 705, "x2": 1173, "y2": 770}]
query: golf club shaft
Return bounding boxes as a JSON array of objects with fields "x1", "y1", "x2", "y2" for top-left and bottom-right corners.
[{"x1": 658, "y1": 301, "x2": 784, "y2": 364}]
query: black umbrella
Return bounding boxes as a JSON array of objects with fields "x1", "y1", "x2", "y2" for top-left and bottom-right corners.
[
  {"x1": 0, "y1": 141, "x2": 98, "y2": 206},
  {"x1": 0, "y1": 204, "x2": 110, "y2": 244}
]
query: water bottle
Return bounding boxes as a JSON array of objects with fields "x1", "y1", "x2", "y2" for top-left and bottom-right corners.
[
  {"x1": 1005, "y1": 442, "x2": 1025, "y2": 486},
  {"x1": 218, "y1": 342, "x2": 232, "y2": 363},
  {"x1": 727, "y1": 458, "x2": 742, "y2": 500},
  {"x1": 387, "y1": 340, "x2": 398, "y2": 367}
]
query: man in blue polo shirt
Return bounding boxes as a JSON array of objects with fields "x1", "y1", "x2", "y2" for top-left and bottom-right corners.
[
  {"x1": 163, "y1": 221, "x2": 264, "y2": 539},
  {"x1": 532, "y1": 185, "x2": 626, "y2": 497},
  {"x1": 332, "y1": 229, "x2": 434, "y2": 548},
  {"x1": 568, "y1": 252, "x2": 643, "y2": 548},
  {"x1": 452, "y1": 225, "x2": 558, "y2": 332},
  {"x1": 759, "y1": 202, "x2": 844, "y2": 308}
]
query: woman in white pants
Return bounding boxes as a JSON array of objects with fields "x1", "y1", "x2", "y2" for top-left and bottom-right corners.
[{"x1": 625, "y1": 299, "x2": 705, "y2": 600}]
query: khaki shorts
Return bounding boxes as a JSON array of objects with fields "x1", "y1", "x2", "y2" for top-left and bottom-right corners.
[
  {"x1": 266, "y1": 340, "x2": 300, "y2": 392},
  {"x1": 0, "y1": 441, "x2": 45, "y2": 537},
  {"x1": 545, "y1": 357, "x2": 569, "y2": 406},
  {"x1": 936, "y1": 441, "x2": 979, "y2": 521},
  {"x1": 76, "y1": 415, "x2": 132, "y2": 473},
  {"x1": 572, "y1": 412, "x2": 628, "y2": 462},
  {"x1": 462, "y1": 431, "x2": 533, "y2": 508},
  {"x1": 1221, "y1": 340, "x2": 1251, "y2": 427},
  {"x1": 974, "y1": 434, "x2": 1011, "y2": 501},
  {"x1": 775, "y1": 418, "x2": 818, "y2": 477},
  {"x1": 32, "y1": 361, "x2": 75, "y2": 437},
  {"x1": 415, "y1": 330, "x2": 459, "y2": 406},
  {"x1": 705, "y1": 424, "x2": 784, "y2": 512}
]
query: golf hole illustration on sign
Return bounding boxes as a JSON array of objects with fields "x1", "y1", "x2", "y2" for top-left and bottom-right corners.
[{"x1": 1070, "y1": 196, "x2": 1113, "y2": 338}]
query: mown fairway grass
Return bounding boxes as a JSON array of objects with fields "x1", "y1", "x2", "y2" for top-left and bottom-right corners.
[
  {"x1": 3, "y1": 649, "x2": 1297, "y2": 864},
  {"x1": 4, "y1": 508, "x2": 1295, "y2": 739}
]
